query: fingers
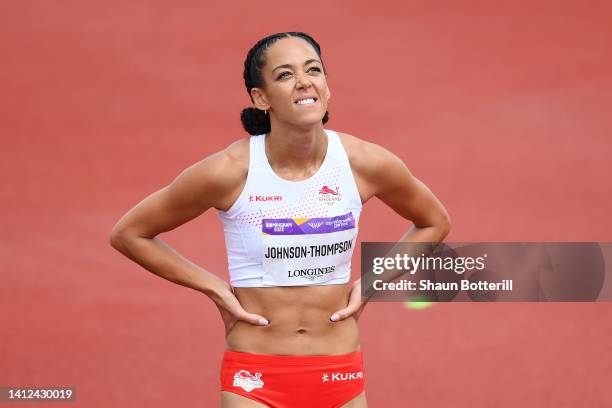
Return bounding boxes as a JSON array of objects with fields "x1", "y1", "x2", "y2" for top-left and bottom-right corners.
[
  {"x1": 330, "y1": 307, "x2": 356, "y2": 321},
  {"x1": 330, "y1": 297, "x2": 362, "y2": 322},
  {"x1": 226, "y1": 297, "x2": 269, "y2": 326},
  {"x1": 239, "y1": 312, "x2": 269, "y2": 326},
  {"x1": 213, "y1": 286, "x2": 269, "y2": 327},
  {"x1": 225, "y1": 299, "x2": 269, "y2": 326},
  {"x1": 331, "y1": 280, "x2": 365, "y2": 322},
  {"x1": 330, "y1": 311, "x2": 345, "y2": 322}
]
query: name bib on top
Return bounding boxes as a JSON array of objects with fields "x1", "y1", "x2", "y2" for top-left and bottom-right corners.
[{"x1": 261, "y1": 212, "x2": 357, "y2": 286}]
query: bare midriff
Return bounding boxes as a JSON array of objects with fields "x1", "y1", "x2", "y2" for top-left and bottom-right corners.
[{"x1": 226, "y1": 284, "x2": 360, "y2": 355}]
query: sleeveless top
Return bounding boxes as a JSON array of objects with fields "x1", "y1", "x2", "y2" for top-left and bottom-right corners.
[{"x1": 216, "y1": 129, "x2": 363, "y2": 287}]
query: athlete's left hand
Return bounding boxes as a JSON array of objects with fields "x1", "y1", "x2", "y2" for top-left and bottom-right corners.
[{"x1": 330, "y1": 279, "x2": 367, "y2": 322}]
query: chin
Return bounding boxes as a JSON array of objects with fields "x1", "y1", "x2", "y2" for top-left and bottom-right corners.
[
  {"x1": 293, "y1": 116, "x2": 325, "y2": 129},
  {"x1": 298, "y1": 110, "x2": 326, "y2": 123}
]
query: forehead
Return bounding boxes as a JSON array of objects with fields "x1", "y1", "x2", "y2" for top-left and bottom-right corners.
[{"x1": 264, "y1": 37, "x2": 319, "y2": 69}]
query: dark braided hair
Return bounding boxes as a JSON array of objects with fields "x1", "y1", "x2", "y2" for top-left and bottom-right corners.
[{"x1": 240, "y1": 32, "x2": 330, "y2": 135}]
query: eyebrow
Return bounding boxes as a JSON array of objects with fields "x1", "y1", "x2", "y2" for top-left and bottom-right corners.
[{"x1": 271, "y1": 59, "x2": 322, "y2": 73}]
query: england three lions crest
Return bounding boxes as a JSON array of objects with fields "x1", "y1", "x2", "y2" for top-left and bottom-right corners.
[
  {"x1": 233, "y1": 370, "x2": 264, "y2": 392},
  {"x1": 319, "y1": 185, "x2": 341, "y2": 205}
]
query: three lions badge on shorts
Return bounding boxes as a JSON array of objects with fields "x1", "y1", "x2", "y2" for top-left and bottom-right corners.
[{"x1": 233, "y1": 370, "x2": 264, "y2": 392}]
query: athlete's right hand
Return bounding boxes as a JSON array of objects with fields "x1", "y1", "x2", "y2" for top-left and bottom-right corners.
[{"x1": 212, "y1": 281, "x2": 269, "y2": 337}]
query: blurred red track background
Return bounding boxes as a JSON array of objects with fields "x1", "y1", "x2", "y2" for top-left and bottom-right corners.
[{"x1": 1, "y1": 1, "x2": 611, "y2": 407}]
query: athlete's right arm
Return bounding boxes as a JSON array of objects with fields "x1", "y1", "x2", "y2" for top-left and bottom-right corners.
[{"x1": 109, "y1": 140, "x2": 269, "y2": 328}]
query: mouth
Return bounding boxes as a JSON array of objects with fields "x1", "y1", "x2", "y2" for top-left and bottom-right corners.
[{"x1": 294, "y1": 97, "x2": 318, "y2": 106}]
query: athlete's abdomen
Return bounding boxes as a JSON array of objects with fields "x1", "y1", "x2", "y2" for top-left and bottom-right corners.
[{"x1": 226, "y1": 285, "x2": 360, "y2": 355}]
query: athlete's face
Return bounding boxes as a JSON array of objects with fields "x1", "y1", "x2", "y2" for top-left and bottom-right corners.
[{"x1": 251, "y1": 37, "x2": 331, "y2": 128}]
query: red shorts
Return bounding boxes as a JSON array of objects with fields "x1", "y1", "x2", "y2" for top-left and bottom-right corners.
[{"x1": 220, "y1": 349, "x2": 366, "y2": 408}]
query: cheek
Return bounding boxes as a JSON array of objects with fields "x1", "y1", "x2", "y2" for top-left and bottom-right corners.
[
  {"x1": 316, "y1": 81, "x2": 330, "y2": 100},
  {"x1": 275, "y1": 86, "x2": 297, "y2": 105}
]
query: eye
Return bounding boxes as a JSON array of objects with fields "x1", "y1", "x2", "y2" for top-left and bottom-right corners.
[{"x1": 276, "y1": 66, "x2": 322, "y2": 80}]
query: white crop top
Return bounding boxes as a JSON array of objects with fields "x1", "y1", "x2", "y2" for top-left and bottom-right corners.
[{"x1": 216, "y1": 129, "x2": 363, "y2": 287}]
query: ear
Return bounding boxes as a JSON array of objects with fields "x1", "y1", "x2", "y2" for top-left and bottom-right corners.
[{"x1": 251, "y1": 88, "x2": 270, "y2": 112}]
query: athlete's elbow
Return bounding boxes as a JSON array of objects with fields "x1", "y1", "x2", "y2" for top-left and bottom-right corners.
[
  {"x1": 437, "y1": 213, "x2": 452, "y2": 240},
  {"x1": 109, "y1": 230, "x2": 126, "y2": 251},
  {"x1": 109, "y1": 226, "x2": 135, "y2": 252}
]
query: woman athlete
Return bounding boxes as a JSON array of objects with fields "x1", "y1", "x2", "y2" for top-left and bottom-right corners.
[{"x1": 110, "y1": 32, "x2": 450, "y2": 407}]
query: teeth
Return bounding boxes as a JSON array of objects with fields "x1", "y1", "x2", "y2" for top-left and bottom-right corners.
[{"x1": 296, "y1": 98, "x2": 315, "y2": 105}]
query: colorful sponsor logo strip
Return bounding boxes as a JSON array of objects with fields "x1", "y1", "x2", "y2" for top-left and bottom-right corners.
[{"x1": 262, "y1": 212, "x2": 355, "y2": 235}]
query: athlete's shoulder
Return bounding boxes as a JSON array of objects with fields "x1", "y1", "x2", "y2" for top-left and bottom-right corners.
[
  {"x1": 206, "y1": 137, "x2": 250, "y2": 188},
  {"x1": 187, "y1": 137, "x2": 249, "y2": 179},
  {"x1": 168, "y1": 136, "x2": 249, "y2": 211},
  {"x1": 221, "y1": 136, "x2": 250, "y2": 171},
  {"x1": 335, "y1": 131, "x2": 404, "y2": 180}
]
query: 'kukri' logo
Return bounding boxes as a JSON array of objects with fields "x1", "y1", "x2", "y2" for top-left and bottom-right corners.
[
  {"x1": 321, "y1": 371, "x2": 364, "y2": 382},
  {"x1": 249, "y1": 195, "x2": 283, "y2": 202}
]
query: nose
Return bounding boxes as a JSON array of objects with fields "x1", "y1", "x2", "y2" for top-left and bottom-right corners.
[{"x1": 295, "y1": 71, "x2": 312, "y2": 89}]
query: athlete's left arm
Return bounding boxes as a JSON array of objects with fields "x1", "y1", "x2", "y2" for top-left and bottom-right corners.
[
  {"x1": 367, "y1": 142, "x2": 451, "y2": 242},
  {"x1": 330, "y1": 139, "x2": 451, "y2": 322}
]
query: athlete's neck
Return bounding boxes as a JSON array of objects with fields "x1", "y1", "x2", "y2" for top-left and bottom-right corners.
[{"x1": 265, "y1": 125, "x2": 327, "y2": 178}]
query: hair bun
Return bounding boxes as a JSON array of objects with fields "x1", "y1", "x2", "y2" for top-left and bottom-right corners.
[{"x1": 240, "y1": 107, "x2": 270, "y2": 135}]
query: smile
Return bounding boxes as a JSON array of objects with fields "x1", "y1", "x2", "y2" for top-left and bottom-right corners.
[{"x1": 295, "y1": 97, "x2": 317, "y2": 106}]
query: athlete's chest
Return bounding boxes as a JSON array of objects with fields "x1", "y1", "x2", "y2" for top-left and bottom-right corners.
[{"x1": 234, "y1": 168, "x2": 362, "y2": 286}]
